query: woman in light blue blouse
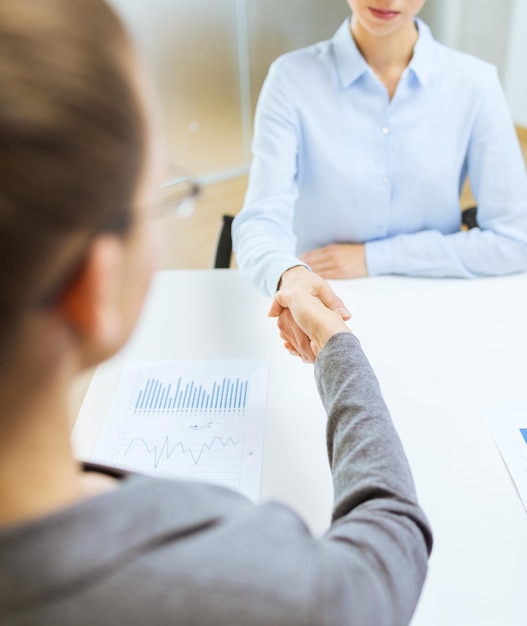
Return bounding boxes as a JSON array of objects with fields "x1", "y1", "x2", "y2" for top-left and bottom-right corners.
[{"x1": 233, "y1": 0, "x2": 527, "y2": 329}]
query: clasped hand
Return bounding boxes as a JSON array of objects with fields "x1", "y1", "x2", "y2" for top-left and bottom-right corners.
[
  {"x1": 299, "y1": 243, "x2": 367, "y2": 279},
  {"x1": 268, "y1": 266, "x2": 351, "y2": 363}
]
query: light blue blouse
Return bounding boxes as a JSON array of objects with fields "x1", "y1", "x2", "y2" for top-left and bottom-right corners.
[{"x1": 233, "y1": 18, "x2": 527, "y2": 296}]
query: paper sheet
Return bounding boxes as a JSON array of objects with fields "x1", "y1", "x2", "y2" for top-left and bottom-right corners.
[
  {"x1": 486, "y1": 405, "x2": 527, "y2": 513},
  {"x1": 91, "y1": 359, "x2": 267, "y2": 501}
]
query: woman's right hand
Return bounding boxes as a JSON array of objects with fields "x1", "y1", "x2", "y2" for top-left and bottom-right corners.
[{"x1": 269, "y1": 266, "x2": 351, "y2": 362}]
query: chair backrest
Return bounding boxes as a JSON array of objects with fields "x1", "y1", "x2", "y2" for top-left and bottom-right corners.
[
  {"x1": 462, "y1": 206, "x2": 478, "y2": 230},
  {"x1": 214, "y1": 214, "x2": 234, "y2": 268}
]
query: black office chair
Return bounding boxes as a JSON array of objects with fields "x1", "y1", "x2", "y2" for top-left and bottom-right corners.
[
  {"x1": 214, "y1": 214, "x2": 234, "y2": 268},
  {"x1": 462, "y1": 206, "x2": 478, "y2": 230}
]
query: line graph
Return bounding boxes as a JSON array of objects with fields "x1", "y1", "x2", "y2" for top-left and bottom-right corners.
[
  {"x1": 112, "y1": 430, "x2": 244, "y2": 488},
  {"x1": 123, "y1": 434, "x2": 240, "y2": 468}
]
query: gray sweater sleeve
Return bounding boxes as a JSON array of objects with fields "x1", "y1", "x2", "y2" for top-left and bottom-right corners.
[{"x1": 313, "y1": 332, "x2": 433, "y2": 626}]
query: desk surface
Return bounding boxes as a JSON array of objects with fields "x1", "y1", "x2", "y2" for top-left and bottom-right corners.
[{"x1": 73, "y1": 269, "x2": 527, "y2": 626}]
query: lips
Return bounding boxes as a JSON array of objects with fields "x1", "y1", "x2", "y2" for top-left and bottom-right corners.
[{"x1": 368, "y1": 7, "x2": 401, "y2": 21}]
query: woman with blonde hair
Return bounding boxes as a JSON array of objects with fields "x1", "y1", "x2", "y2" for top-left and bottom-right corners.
[{"x1": 0, "y1": 1, "x2": 431, "y2": 624}]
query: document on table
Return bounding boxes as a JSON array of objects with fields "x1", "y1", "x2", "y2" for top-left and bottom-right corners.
[
  {"x1": 91, "y1": 359, "x2": 267, "y2": 501},
  {"x1": 486, "y1": 405, "x2": 527, "y2": 513}
]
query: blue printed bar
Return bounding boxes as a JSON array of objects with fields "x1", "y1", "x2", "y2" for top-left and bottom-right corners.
[{"x1": 134, "y1": 376, "x2": 249, "y2": 412}]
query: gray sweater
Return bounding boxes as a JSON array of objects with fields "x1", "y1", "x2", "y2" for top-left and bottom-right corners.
[{"x1": 0, "y1": 333, "x2": 432, "y2": 625}]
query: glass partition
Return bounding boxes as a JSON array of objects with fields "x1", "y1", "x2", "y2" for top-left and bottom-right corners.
[
  {"x1": 109, "y1": 0, "x2": 526, "y2": 181},
  {"x1": 108, "y1": 0, "x2": 349, "y2": 180}
]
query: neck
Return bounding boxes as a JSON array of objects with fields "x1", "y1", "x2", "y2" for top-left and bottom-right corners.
[
  {"x1": 351, "y1": 16, "x2": 418, "y2": 95},
  {"x1": 0, "y1": 326, "x2": 114, "y2": 527}
]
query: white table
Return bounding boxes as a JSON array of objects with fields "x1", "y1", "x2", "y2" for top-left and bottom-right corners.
[{"x1": 73, "y1": 269, "x2": 527, "y2": 626}]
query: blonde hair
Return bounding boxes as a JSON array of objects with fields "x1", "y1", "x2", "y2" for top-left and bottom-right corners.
[{"x1": 0, "y1": 0, "x2": 145, "y2": 358}]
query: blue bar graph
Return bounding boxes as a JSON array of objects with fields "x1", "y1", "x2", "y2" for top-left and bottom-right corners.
[{"x1": 134, "y1": 376, "x2": 249, "y2": 414}]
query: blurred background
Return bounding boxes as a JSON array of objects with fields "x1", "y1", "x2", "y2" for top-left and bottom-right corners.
[{"x1": 107, "y1": 0, "x2": 527, "y2": 268}]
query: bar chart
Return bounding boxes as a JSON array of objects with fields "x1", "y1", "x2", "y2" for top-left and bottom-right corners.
[
  {"x1": 133, "y1": 375, "x2": 248, "y2": 415},
  {"x1": 486, "y1": 406, "x2": 527, "y2": 513}
]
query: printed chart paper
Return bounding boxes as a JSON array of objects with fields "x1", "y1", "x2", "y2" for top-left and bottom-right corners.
[
  {"x1": 486, "y1": 405, "x2": 527, "y2": 513},
  {"x1": 91, "y1": 359, "x2": 267, "y2": 501}
]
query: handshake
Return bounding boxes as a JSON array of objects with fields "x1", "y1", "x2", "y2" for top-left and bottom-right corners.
[{"x1": 269, "y1": 265, "x2": 352, "y2": 363}]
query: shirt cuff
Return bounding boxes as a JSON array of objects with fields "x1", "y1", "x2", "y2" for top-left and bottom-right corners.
[
  {"x1": 365, "y1": 239, "x2": 394, "y2": 276},
  {"x1": 265, "y1": 256, "x2": 310, "y2": 296}
]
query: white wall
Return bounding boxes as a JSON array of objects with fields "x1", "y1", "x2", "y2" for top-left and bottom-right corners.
[
  {"x1": 420, "y1": 0, "x2": 513, "y2": 76},
  {"x1": 419, "y1": 0, "x2": 462, "y2": 48},
  {"x1": 420, "y1": 0, "x2": 526, "y2": 127},
  {"x1": 457, "y1": 0, "x2": 514, "y2": 78},
  {"x1": 504, "y1": 0, "x2": 527, "y2": 127}
]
